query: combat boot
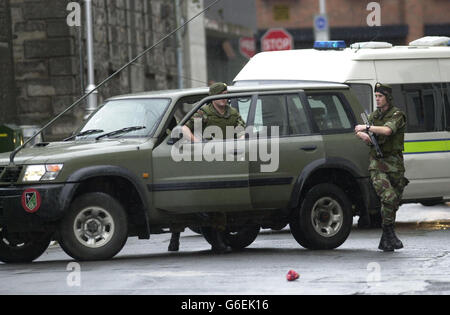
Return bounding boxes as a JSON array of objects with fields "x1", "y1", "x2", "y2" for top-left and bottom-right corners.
[
  {"x1": 391, "y1": 224, "x2": 403, "y2": 250},
  {"x1": 378, "y1": 224, "x2": 395, "y2": 252}
]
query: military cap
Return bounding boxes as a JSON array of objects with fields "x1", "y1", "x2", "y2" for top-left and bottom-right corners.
[
  {"x1": 374, "y1": 82, "x2": 393, "y2": 96},
  {"x1": 374, "y1": 82, "x2": 393, "y2": 102},
  {"x1": 209, "y1": 82, "x2": 228, "y2": 95}
]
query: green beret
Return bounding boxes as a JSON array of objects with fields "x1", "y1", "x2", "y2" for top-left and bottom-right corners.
[
  {"x1": 374, "y1": 82, "x2": 392, "y2": 96},
  {"x1": 209, "y1": 82, "x2": 228, "y2": 95}
]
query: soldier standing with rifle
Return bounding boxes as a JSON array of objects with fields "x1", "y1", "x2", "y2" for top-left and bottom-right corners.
[{"x1": 355, "y1": 83, "x2": 409, "y2": 252}]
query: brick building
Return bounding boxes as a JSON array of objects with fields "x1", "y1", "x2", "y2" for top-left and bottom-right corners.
[
  {"x1": 255, "y1": 0, "x2": 450, "y2": 48},
  {"x1": 0, "y1": 0, "x2": 179, "y2": 140}
]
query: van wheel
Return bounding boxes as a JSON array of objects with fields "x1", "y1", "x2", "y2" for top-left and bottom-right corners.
[
  {"x1": 58, "y1": 193, "x2": 128, "y2": 261},
  {"x1": 0, "y1": 229, "x2": 51, "y2": 263},
  {"x1": 420, "y1": 198, "x2": 444, "y2": 207},
  {"x1": 201, "y1": 225, "x2": 260, "y2": 250},
  {"x1": 290, "y1": 183, "x2": 352, "y2": 250}
]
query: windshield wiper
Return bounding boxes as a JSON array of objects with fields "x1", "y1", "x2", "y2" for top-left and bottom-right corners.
[
  {"x1": 64, "y1": 129, "x2": 104, "y2": 141},
  {"x1": 95, "y1": 126, "x2": 146, "y2": 140}
]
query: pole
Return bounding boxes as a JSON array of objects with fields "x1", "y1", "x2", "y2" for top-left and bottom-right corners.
[
  {"x1": 315, "y1": 0, "x2": 329, "y2": 41},
  {"x1": 175, "y1": 0, "x2": 184, "y2": 89},
  {"x1": 319, "y1": 0, "x2": 326, "y2": 14},
  {"x1": 84, "y1": 0, "x2": 98, "y2": 116}
]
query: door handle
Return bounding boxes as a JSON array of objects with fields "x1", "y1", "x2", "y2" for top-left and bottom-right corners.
[{"x1": 300, "y1": 145, "x2": 317, "y2": 151}]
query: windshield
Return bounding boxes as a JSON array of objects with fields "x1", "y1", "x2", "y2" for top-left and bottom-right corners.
[{"x1": 79, "y1": 98, "x2": 170, "y2": 139}]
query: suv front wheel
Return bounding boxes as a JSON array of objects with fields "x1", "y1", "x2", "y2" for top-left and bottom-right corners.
[
  {"x1": 0, "y1": 230, "x2": 51, "y2": 263},
  {"x1": 290, "y1": 183, "x2": 353, "y2": 250},
  {"x1": 58, "y1": 192, "x2": 128, "y2": 261}
]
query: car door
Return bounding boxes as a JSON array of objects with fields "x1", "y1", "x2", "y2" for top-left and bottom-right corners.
[
  {"x1": 151, "y1": 94, "x2": 253, "y2": 213},
  {"x1": 305, "y1": 90, "x2": 369, "y2": 176},
  {"x1": 247, "y1": 91, "x2": 325, "y2": 210}
]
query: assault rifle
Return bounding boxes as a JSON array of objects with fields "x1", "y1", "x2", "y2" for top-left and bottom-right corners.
[{"x1": 361, "y1": 112, "x2": 384, "y2": 158}]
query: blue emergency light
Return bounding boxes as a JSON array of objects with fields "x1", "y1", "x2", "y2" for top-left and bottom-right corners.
[{"x1": 314, "y1": 41, "x2": 347, "y2": 50}]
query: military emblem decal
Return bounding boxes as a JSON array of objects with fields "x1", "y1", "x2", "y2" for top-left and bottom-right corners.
[{"x1": 21, "y1": 189, "x2": 42, "y2": 213}]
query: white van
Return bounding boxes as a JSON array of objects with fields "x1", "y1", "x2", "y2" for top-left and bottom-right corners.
[{"x1": 233, "y1": 37, "x2": 450, "y2": 205}]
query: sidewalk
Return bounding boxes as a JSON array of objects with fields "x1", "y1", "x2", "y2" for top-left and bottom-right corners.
[{"x1": 396, "y1": 202, "x2": 450, "y2": 223}]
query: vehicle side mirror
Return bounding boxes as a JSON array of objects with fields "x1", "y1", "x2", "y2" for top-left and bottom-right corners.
[{"x1": 167, "y1": 126, "x2": 184, "y2": 145}]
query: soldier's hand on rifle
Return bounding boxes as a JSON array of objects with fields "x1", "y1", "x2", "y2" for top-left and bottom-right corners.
[{"x1": 355, "y1": 131, "x2": 372, "y2": 144}]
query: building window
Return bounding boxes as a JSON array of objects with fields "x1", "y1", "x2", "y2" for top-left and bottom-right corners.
[{"x1": 273, "y1": 5, "x2": 290, "y2": 21}]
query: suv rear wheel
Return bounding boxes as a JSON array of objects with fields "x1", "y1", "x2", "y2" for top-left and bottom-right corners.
[
  {"x1": 59, "y1": 192, "x2": 128, "y2": 261},
  {"x1": 290, "y1": 183, "x2": 352, "y2": 250}
]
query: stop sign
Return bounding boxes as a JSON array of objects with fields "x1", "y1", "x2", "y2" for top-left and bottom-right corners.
[
  {"x1": 261, "y1": 28, "x2": 294, "y2": 52},
  {"x1": 239, "y1": 37, "x2": 256, "y2": 59}
]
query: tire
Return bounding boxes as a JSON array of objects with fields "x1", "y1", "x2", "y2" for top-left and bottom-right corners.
[
  {"x1": 290, "y1": 183, "x2": 353, "y2": 250},
  {"x1": 201, "y1": 225, "x2": 260, "y2": 250},
  {"x1": 421, "y1": 199, "x2": 444, "y2": 207},
  {"x1": 0, "y1": 230, "x2": 51, "y2": 264},
  {"x1": 58, "y1": 192, "x2": 128, "y2": 261}
]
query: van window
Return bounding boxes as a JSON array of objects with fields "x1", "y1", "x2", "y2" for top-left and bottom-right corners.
[
  {"x1": 348, "y1": 84, "x2": 372, "y2": 113},
  {"x1": 444, "y1": 83, "x2": 450, "y2": 131},
  {"x1": 252, "y1": 94, "x2": 311, "y2": 137},
  {"x1": 391, "y1": 84, "x2": 444, "y2": 133},
  {"x1": 307, "y1": 94, "x2": 353, "y2": 132}
]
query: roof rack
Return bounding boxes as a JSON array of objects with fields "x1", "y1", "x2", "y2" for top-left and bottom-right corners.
[
  {"x1": 350, "y1": 42, "x2": 393, "y2": 49},
  {"x1": 409, "y1": 36, "x2": 450, "y2": 47}
]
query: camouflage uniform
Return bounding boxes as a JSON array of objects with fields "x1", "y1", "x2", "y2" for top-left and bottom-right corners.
[
  {"x1": 185, "y1": 102, "x2": 246, "y2": 139},
  {"x1": 186, "y1": 103, "x2": 246, "y2": 233},
  {"x1": 185, "y1": 83, "x2": 246, "y2": 253},
  {"x1": 368, "y1": 105, "x2": 409, "y2": 226}
]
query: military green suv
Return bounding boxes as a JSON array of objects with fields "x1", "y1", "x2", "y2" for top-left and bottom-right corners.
[{"x1": 0, "y1": 83, "x2": 379, "y2": 263}]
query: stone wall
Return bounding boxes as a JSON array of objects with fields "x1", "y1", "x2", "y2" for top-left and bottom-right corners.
[
  {"x1": 7, "y1": 0, "x2": 178, "y2": 139},
  {"x1": 0, "y1": 0, "x2": 16, "y2": 124}
]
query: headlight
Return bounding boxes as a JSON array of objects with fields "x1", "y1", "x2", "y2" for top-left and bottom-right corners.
[{"x1": 23, "y1": 164, "x2": 64, "y2": 182}]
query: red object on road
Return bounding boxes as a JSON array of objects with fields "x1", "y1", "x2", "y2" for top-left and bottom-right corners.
[
  {"x1": 286, "y1": 270, "x2": 300, "y2": 281},
  {"x1": 261, "y1": 28, "x2": 294, "y2": 52}
]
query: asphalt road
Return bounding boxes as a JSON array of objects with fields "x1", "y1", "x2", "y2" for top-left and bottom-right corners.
[{"x1": 1, "y1": 203, "x2": 449, "y2": 295}]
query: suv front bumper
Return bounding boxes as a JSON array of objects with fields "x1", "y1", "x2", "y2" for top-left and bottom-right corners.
[{"x1": 0, "y1": 183, "x2": 76, "y2": 232}]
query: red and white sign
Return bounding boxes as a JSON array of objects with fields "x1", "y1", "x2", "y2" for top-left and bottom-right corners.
[
  {"x1": 261, "y1": 28, "x2": 294, "y2": 52},
  {"x1": 239, "y1": 37, "x2": 256, "y2": 59}
]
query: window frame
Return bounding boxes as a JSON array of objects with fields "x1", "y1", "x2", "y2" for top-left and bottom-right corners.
[{"x1": 442, "y1": 83, "x2": 450, "y2": 132}]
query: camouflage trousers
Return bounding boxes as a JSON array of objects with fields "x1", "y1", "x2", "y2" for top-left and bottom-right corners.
[{"x1": 370, "y1": 170, "x2": 409, "y2": 226}]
